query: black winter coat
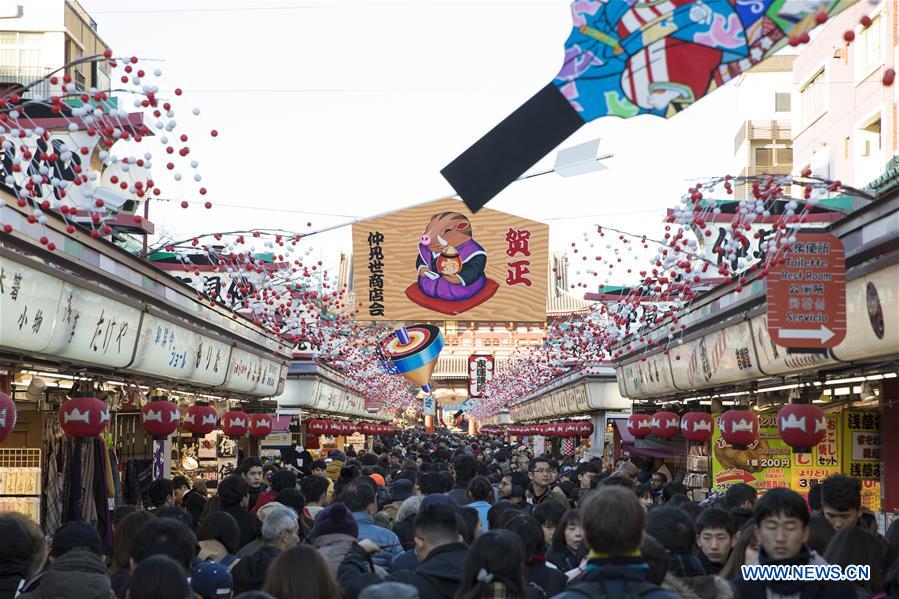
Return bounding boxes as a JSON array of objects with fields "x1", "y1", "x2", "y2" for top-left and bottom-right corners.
[{"x1": 231, "y1": 545, "x2": 280, "y2": 595}]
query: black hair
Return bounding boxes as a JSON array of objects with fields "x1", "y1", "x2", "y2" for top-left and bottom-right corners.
[
  {"x1": 824, "y1": 527, "x2": 886, "y2": 594},
  {"x1": 668, "y1": 494, "x2": 692, "y2": 507},
  {"x1": 494, "y1": 450, "x2": 508, "y2": 463},
  {"x1": 532, "y1": 499, "x2": 566, "y2": 527},
  {"x1": 640, "y1": 534, "x2": 670, "y2": 586},
  {"x1": 662, "y1": 482, "x2": 688, "y2": 502},
  {"x1": 311, "y1": 459, "x2": 327, "y2": 471},
  {"x1": 270, "y1": 469, "x2": 297, "y2": 492},
  {"x1": 148, "y1": 478, "x2": 174, "y2": 507},
  {"x1": 678, "y1": 502, "x2": 702, "y2": 524},
  {"x1": 807, "y1": 481, "x2": 823, "y2": 511},
  {"x1": 459, "y1": 509, "x2": 478, "y2": 546},
  {"x1": 646, "y1": 506, "x2": 695, "y2": 554},
  {"x1": 128, "y1": 554, "x2": 191, "y2": 599},
  {"x1": 216, "y1": 475, "x2": 250, "y2": 508},
  {"x1": 550, "y1": 509, "x2": 582, "y2": 551},
  {"x1": 456, "y1": 530, "x2": 527, "y2": 599},
  {"x1": 724, "y1": 483, "x2": 758, "y2": 510},
  {"x1": 154, "y1": 506, "x2": 194, "y2": 527},
  {"x1": 509, "y1": 471, "x2": 529, "y2": 490},
  {"x1": 651, "y1": 471, "x2": 668, "y2": 484},
  {"x1": 419, "y1": 472, "x2": 444, "y2": 495},
  {"x1": 342, "y1": 479, "x2": 376, "y2": 512},
  {"x1": 695, "y1": 507, "x2": 736, "y2": 537},
  {"x1": 599, "y1": 473, "x2": 635, "y2": 489},
  {"x1": 130, "y1": 518, "x2": 198, "y2": 571},
  {"x1": 575, "y1": 462, "x2": 599, "y2": 479},
  {"x1": 238, "y1": 457, "x2": 263, "y2": 475},
  {"x1": 414, "y1": 502, "x2": 459, "y2": 545},
  {"x1": 197, "y1": 510, "x2": 240, "y2": 554},
  {"x1": 821, "y1": 474, "x2": 862, "y2": 511},
  {"x1": 468, "y1": 476, "x2": 492, "y2": 502},
  {"x1": 487, "y1": 500, "x2": 519, "y2": 531},
  {"x1": 112, "y1": 505, "x2": 138, "y2": 527},
  {"x1": 635, "y1": 483, "x2": 654, "y2": 500},
  {"x1": 360, "y1": 453, "x2": 379, "y2": 467},
  {"x1": 275, "y1": 488, "x2": 306, "y2": 514},
  {"x1": 505, "y1": 514, "x2": 545, "y2": 559},
  {"x1": 299, "y1": 475, "x2": 329, "y2": 504},
  {"x1": 528, "y1": 457, "x2": 558, "y2": 472},
  {"x1": 754, "y1": 487, "x2": 810, "y2": 527},
  {"x1": 453, "y1": 455, "x2": 478, "y2": 485},
  {"x1": 438, "y1": 471, "x2": 455, "y2": 493},
  {"x1": 730, "y1": 506, "x2": 755, "y2": 532},
  {"x1": 171, "y1": 475, "x2": 191, "y2": 491},
  {"x1": 807, "y1": 514, "x2": 835, "y2": 556}
]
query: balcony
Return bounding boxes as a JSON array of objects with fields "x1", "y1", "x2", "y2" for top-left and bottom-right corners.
[
  {"x1": 735, "y1": 120, "x2": 792, "y2": 154},
  {"x1": 0, "y1": 67, "x2": 52, "y2": 100}
]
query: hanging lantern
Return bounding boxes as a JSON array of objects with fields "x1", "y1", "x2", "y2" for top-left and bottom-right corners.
[
  {"x1": 778, "y1": 403, "x2": 826, "y2": 453},
  {"x1": 0, "y1": 392, "x2": 16, "y2": 443},
  {"x1": 719, "y1": 409, "x2": 758, "y2": 449},
  {"x1": 307, "y1": 419, "x2": 329, "y2": 436},
  {"x1": 572, "y1": 421, "x2": 594, "y2": 437},
  {"x1": 59, "y1": 397, "x2": 109, "y2": 438},
  {"x1": 249, "y1": 413, "x2": 273, "y2": 438},
  {"x1": 650, "y1": 411, "x2": 680, "y2": 438},
  {"x1": 220, "y1": 409, "x2": 249, "y2": 438},
  {"x1": 141, "y1": 396, "x2": 180, "y2": 440},
  {"x1": 681, "y1": 412, "x2": 714, "y2": 443},
  {"x1": 627, "y1": 413, "x2": 652, "y2": 438},
  {"x1": 184, "y1": 403, "x2": 217, "y2": 437}
]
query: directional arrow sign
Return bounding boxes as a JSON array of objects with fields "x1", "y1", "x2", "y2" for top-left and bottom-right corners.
[{"x1": 767, "y1": 233, "x2": 846, "y2": 349}]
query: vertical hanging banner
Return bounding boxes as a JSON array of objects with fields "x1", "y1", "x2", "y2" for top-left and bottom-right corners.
[
  {"x1": 468, "y1": 355, "x2": 495, "y2": 398},
  {"x1": 842, "y1": 410, "x2": 881, "y2": 480},
  {"x1": 790, "y1": 412, "x2": 841, "y2": 499},
  {"x1": 352, "y1": 198, "x2": 548, "y2": 321}
]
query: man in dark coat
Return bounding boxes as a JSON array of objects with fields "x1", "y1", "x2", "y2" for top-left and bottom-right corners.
[
  {"x1": 231, "y1": 506, "x2": 299, "y2": 594},
  {"x1": 217, "y1": 475, "x2": 256, "y2": 550}
]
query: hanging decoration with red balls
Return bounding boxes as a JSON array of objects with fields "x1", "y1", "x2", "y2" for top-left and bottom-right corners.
[
  {"x1": 220, "y1": 409, "x2": 249, "y2": 438},
  {"x1": 141, "y1": 394, "x2": 180, "y2": 440},
  {"x1": 183, "y1": 403, "x2": 218, "y2": 437},
  {"x1": 249, "y1": 413, "x2": 273, "y2": 438},
  {"x1": 778, "y1": 403, "x2": 827, "y2": 453},
  {"x1": 0, "y1": 391, "x2": 17, "y2": 443},
  {"x1": 650, "y1": 411, "x2": 680, "y2": 438},
  {"x1": 59, "y1": 396, "x2": 110, "y2": 438},
  {"x1": 627, "y1": 413, "x2": 652, "y2": 438},
  {"x1": 680, "y1": 412, "x2": 714, "y2": 443},
  {"x1": 719, "y1": 409, "x2": 758, "y2": 449}
]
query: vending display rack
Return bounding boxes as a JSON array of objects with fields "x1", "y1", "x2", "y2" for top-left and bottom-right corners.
[{"x1": 0, "y1": 448, "x2": 42, "y2": 522}]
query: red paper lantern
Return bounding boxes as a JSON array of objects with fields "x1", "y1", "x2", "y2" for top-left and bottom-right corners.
[
  {"x1": 220, "y1": 409, "x2": 249, "y2": 438},
  {"x1": 627, "y1": 414, "x2": 652, "y2": 438},
  {"x1": 681, "y1": 412, "x2": 714, "y2": 443},
  {"x1": 719, "y1": 410, "x2": 758, "y2": 449},
  {"x1": 0, "y1": 392, "x2": 16, "y2": 443},
  {"x1": 571, "y1": 421, "x2": 594, "y2": 437},
  {"x1": 184, "y1": 403, "x2": 217, "y2": 437},
  {"x1": 249, "y1": 413, "x2": 273, "y2": 438},
  {"x1": 59, "y1": 397, "x2": 109, "y2": 438},
  {"x1": 141, "y1": 397, "x2": 180, "y2": 439},
  {"x1": 307, "y1": 419, "x2": 328, "y2": 436},
  {"x1": 778, "y1": 404, "x2": 826, "y2": 452},
  {"x1": 651, "y1": 411, "x2": 680, "y2": 438}
]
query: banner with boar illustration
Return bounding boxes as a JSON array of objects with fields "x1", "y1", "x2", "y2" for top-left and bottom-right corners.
[{"x1": 352, "y1": 198, "x2": 548, "y2": 321}]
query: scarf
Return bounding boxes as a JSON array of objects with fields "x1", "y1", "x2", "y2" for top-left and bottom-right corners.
[{"x1": 737, "y1": 546, "x2": 828, "y2": 599}]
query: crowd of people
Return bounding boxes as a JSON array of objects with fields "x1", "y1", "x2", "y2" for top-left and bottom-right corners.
[{"x1": 1, "y1": 430, "x2": 898, "y2": 599}]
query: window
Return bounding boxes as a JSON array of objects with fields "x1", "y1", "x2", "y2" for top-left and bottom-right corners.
[
  {"x1": 775, "y1": 92, "x2": 791, "y2": 112},
  {"x1": 0, "y1": 32, "x2": 43, "y2": 74},
  {"x1": 800, "y1": 69, "x2": 826, "y2": 127},
  {"x1": 755, "y1": 148, "x2": 773, "y2": 167},
  {"x1": 776, "y1": 148, "x2": 793, "y2": 164},
  {"x1": 856, "y1": 15, "x2": 881, "y2": 74}
]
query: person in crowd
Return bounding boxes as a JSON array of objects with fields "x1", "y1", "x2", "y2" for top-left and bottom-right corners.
[
  {"x1": 419, "y1": 472, "x2": 446, "y2": 496},
  {"x1": 300, "y1": 475, "x2": 331, "y2": 518},
  {"x1": 17, "y1": 521, "x2": 115, "y2": 599},
  {"x1": 694, "y1": 507, "x2": 736, "y2": 576},
  {"x1": 573, "y1": 462, "x2": 598, "y2": 502},
  {"x1": 251, "y1": 469, "x2": 296, "y2": 515},
  {"x1": 182, "y1": 479, "x2": 209, "y2": 527},
  {"x1": 552, "y1": 486, "x2": 681, "y2": 599},
  {"x1": 513, "y1": 454, "x2": 530, "y2": 474},
  {"x1": 127, "y1": 555, "x2": 191, "y2": 599},
  {"x1": 498, "y1": 471, "x2": 529, "y2": 504},
  {"x1": 375, "y1": 478, "x2": 414, "y2": 531},
  {"x1": 262, "y1": 545, "x2": 341, "y2": 599},
  {"x1": 650, "y1": 471, "x2": 668, "y2": 503},
  {"x1": 312, "y1": 502, "x2": 364, "y2": 577},
  {"x1": 824, "y1": 527, "x2": 887, "y2": 599},
  {"x1": 232, "y1": 506, "x2": 299, "y2": 595},
  {"x1": 532, "y1": 499, "x2": 566, "y2": 551},
  {"x1": 529, "y1": 457, "x2": 570, "y2": 510},
  {"x1": 636, "y1": 483, "x2": 655, "y2": 508},
  {"x1": 336, "y1": 466, "x2": 363, "y2": 498},
  {"x1": 197, "y1": 511, "x2": 242, "y2": 570},
  {"x1": 0, "y1": 513, "x2": 47, "y2": 599},
  {"x1": 454, "y1": 530, "x2": 542, "y2": 599},
  {"x1": 808, "y1": 482, "x2": 823, "y2": 516},
  {"x1": 110, "y1": 511, "x2": 155, "y2": 587},
  {"x1": 660, "y1": 483, "x2": 689, "y2": 505},
  {"x1": 459, "y1": 507, "x2": 482, "y2": 545},
  {"x1": 729, "y1": 507, "x2": 754, "y2": 532},
  {"x1": 272, "y1": 488, "x2": 312, "y2": 535},
  {"x1": 344, "y1": 479, "x2": 403, "y2": 569},
  {"x1": 238, "y1": 458, "x2": 268, "y2": 512},
  {"x1": 505, "y1": 515, "x2": 567, "y2": 597},
  {"x1": 486, "y1": 501, "x2": 520, "y2": 532},
  {"x1": 640, "y1": 534, "x2": 670, "y2": 586},
  {"x1": 646, "y1": 506, "x2": 734, "y2": 599},
  {"x1": 821, "y1": 474, "x2": 863, "y2": 533},
  {"x1": 171, "y1": 476, "x2": 192, "y2": 509},
  {"x1": 191, "y1": 561, "x2": 234, "y2": 599},
  {"x1": 326, "y1": 449, "x2": 348, "y2": 482},
  {"x1": 806, "y1": 514, "x2": 836, "y2": 556},
  {"x1": 154, "y1": 506, "x2": 195, "y2": 528},
  {"x1": 394, "y1": 496, "x2": 426, "y2": 551},
  {"x1": 217, "y1": 474, "x2": 257, "y2": 550},
  {"x1": 733, "y1": 487, "x2": 857, "y2": 599},
  {"x1": 466, "y1": 476, "x2": 493, "y2": 533},
  {"x1": 494, "y1": 451, "x2": 511, "y2": 476},
  {"x1": 719, "y1": 523, "x2": 759, "y2": 579},
  {"x1": 449, "y1": 455, "x2": 478, "y2": 507},
  {"x1": 548, "y1": 508, "x2": 585, "y2": 572},
  {"x1": 724, "y1": 482, "x2": 757, "y2": 510},
  {"x1": 146, "y1": 478, "x2": 175, "y2": 512},
  {"x1": 616, "y1": 461, "x2": 639, "y2": 483}
]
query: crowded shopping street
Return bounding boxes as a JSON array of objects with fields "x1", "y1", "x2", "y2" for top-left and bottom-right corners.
[{"x1": 1, "y1": 0, "x2": 899, "y2": 598}]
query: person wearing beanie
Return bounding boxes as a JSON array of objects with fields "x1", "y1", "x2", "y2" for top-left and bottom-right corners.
[
  {"x1": 358, "y1": 581, "x2": 419, "y2": 599},
  {"x1": 191, "y1": 561, "x2": 233, "y2": 599},
  {"x1": 17, "y1": 521, "x2": 115, "y2": 599},
  {"x1": 326, "y1": 449, "x2": 347, "y2": 482},
  {"x1": 251, "y1": 469, "x2": 297, "y2": 515},
  {"x1": 314, "y1": 503, "x2": 373, "y2": 577},
  {"x1": 0, "y1": 516, "x2": 37, "y2": 599}
]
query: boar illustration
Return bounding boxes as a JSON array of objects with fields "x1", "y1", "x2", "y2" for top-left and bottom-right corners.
[{"x1": 416, "y1": 212, "x2": 487, "y2": 301}]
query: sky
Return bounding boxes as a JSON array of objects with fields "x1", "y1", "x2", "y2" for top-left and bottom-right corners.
[{"x1": 78, "y1": 0, "x2": 782, "y2": 286}]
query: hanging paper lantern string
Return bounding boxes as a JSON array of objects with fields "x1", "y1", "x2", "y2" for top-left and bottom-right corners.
[
  {"x1": 141, "y1": 396, "x2": 180, "y2": 440},
  {"x1": 778, "y1": 403, "x2": 826, "y2": 453},
  {"x1": 59, "y1": 397, "x2": 110, "y2": 438},
  {"x1": 220, "y1": 409, "x2": 249, "y2": 438}
]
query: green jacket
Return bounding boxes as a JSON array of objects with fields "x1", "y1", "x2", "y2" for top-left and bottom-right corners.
[{"x1": 18, "y1": 549, "x2": 115, "y2": 599}]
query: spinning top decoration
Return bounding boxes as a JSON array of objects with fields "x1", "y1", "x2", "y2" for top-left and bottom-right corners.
[{"x1": 380, "y1": 324, "x2": 444, "y2": 392}]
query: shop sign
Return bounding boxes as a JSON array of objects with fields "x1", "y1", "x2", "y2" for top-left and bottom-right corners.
[
  {"x1": 670, "y1": 321, "x2": 762, "y2": 390},
  {"x1": 712, "y1": 411, "x2": 791, "y2": 493},
  {"x1": 842, "y1": 410, "x2": 880, "y2": 480},
  {"x1": 533, "y1": 435, "x2": 545, "y2": 455},
  {"x1": 223, "y1": 347, "x2": 283, "y2": 395},
  {"x1": 351, "y1": 198, "x2": 548, "y2": 321},
  {"x1": 791, "y1": 466, "x2": 840, "y2": 499},
  {"x1": 831, "y1": 263, "x2": 899, "y2": 362},
  {"x1": 861, "y1": 479, "x2": 881, "y2": 512},
  {"x1": 346, "y1": 433, "x2": 365, "y2": 452},
  {"x1": 261, "y1": 431, "x2": 292, "y2": 448},
  {"x1": 767, "y1": 233, "x2": 846, "y2": 349},
  {"x1": 750, "y1": 315, "x2": 836, "y2": 375},
  {"x1": 131, "y1": 314, "x2": 231, "y2": 385},
  {"x1": 468, "y1": 354, "x2": 494, "y2": 398},
  {"x1": 618, "y1": 352, "x2": 673, "y2": 398}
]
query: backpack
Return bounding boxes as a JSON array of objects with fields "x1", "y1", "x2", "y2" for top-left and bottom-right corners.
[{"x1": 566, "y1": 577, "x2": 660, "y2": 599}]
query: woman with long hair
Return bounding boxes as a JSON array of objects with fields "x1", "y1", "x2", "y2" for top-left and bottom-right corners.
[
  {"x1": 824, "y1": 527, "x2": 887, "y2": 598},
  {"x1": 547, "y1": 509, "x2": 586, "y2": 572},
  {"x1": 454, "y1": 530, "x2": 542, "y2": 599},
  {"x1": 197, "y1": 511, "x2": 242, "y2": 570},
  {"x1": 262, "y1": 545, "x2": 341, "y2": 599},
  {"x1": 719, "y1": 523, "x2": 759, "y2": 579}
]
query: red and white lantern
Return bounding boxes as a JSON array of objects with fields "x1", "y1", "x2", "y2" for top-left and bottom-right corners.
[
  {"x1": 59, "y1": 397, "x2": 109, "y2": 438},
  {"x1": 307, "y1": 419, "x2": 329, "y2": 436},
  {"x1": 0, "y1": 392, "x2": 16, "y2": 443},
  {"x1": 719, "y1": 410, "x2": 758, "y2": 449},
  {"x1": 220, "y1": 409, "x2": 249, "y2": 438},
  {"x1": 681, "y1": 412, "x2": 714, "y2": 443},
  {"x1": 650, "y1": 411, "x2": 680, "y2": 438},
  {"x1": 627, "y1": 414, "x2": 652, "y2": 438},
  {"x1": 184, "y1": 403, "x2": 217, "y2": 437},
  {"x1": 141, "y1": 397, "x2": 180, "y2": 439},
  {"x1": 249, "y1": 413, "x2": 273, "y2": 438},
  {"x1": 778, "y1": 404, "x2": 826, "y2": 452}
]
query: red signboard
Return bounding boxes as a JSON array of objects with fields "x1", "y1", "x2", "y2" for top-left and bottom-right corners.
[
  {"x1": 766, "y1": 233, "x2": 846, "y2": 349},
  {"x1": 468, "y1": 354, "x2": 494, "y2": 398}
]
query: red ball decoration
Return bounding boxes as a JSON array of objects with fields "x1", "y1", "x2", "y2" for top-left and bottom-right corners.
[
  {"x1": 778, "y1": 404, "x2": 827, "y2": 453},
  {"x1": 220, "y1": 409, "x2": 249, "y2": 438},
  {"x1": 627, "y1": 413, "x2": 652, "y2": 438},
  {"x1": 59, "y1": 397, "x2": 109, "y2": 438},
  {"x1": 719, "y1": 410, "x2": 758, "y2": 449},
  {"x1": 183, "y1": 403, "x2": 217, "y2": 437},
  {"x1": 681, "y1": 412, "x2": 714, "y2": 443},
  {"x1": 650, "y1": 411, "x2": 680, "y2": 438},
  {"x1": 0, "y1": 392, "x2": 16, "y2": 443},
  {"x1": 249, "y1": 414, "x2": 273, "y2": 438},
  {"x1": 141, "y1": 397, "x2": 180, "y2": 439}
]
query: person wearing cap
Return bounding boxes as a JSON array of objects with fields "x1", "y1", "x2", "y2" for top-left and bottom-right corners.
[
  {"x1": 191, "y1": 561, "x2": 233, "y2": 599},
  {"x1": 0, "y1": 514, "x2": 45, "y2": 599},
  {"x1": 17, "y1": 521, "x2": 115, "y2": 599},
  {"x1": 374, "y1": 478, "x2": 415, "y2": 531}
]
